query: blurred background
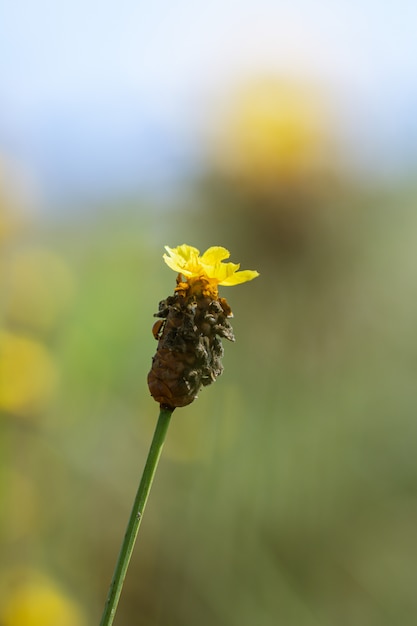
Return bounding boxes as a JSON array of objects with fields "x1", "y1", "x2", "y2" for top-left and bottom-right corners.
[{"x1": 1, "y1": 1, "x2": 417, "y2": 624}]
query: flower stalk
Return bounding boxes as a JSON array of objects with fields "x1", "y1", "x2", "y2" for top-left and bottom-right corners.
[{"x1": 99, "y1": 407, "x2": 173, "y2": 626}]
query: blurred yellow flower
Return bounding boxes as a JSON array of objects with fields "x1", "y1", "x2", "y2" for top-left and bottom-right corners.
[
  {"x1": 0, "y1": 331, "x2": 57, "y2": 418},
  {"x1": 213, "y1": 77, "x2": 332, "y2": 186},
  {"x1": 164, "y1": 244, "x2": 259, "y2": 294},
  {"x1": 1, "y1": 572, "x2": 85, "y2": 626}
]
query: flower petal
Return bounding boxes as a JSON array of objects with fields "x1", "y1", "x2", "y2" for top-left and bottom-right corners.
[
  {"x1": 220, "y1": 270, "x2": 260, "y2": 286},
  {"x1": 163, "y1": 243, "x2": 259, "y2": 289},
  {"x1": 200, "y1": 246, "x2": 230, "y2": 265},
  {"x1": 203, "y1": 261, "x2": 240, "y2": 282},
  {"x1": 163, "y1": 245, "x2": 200, "y2": 276}
]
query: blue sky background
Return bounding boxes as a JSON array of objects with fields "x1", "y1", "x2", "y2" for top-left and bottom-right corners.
[{"x1": 1, "y1": 0, "x2": 416, "y2": 208}]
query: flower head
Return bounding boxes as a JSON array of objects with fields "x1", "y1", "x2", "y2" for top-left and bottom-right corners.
[
  {"x1": 148, "y1": 244, "x2": 259, "y2": 410},
  {"x1": 1, "y1": 570, "x2": 85, "y2": 626},
  {"x1": 163, "y1": 244, "x2": 259, "y2": 296}
]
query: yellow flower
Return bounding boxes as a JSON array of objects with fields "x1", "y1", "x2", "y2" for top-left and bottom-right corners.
[
  {"x1": 148, "y1": 244, "x2": 259, "y2": 409},
  {"x1": 1, "y1": 571, "x2": 85, "y2": 626},
  {"x1": 163, "y1": 244, "x2": 259, "y2": 293},
  {"x1": 0, "y1": 331, "x2": 58, "y2": 418}
]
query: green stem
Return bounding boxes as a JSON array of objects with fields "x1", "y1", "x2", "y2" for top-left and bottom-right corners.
[{"x1": 100, "y1": 407, "x2": 173, "y2": 626}]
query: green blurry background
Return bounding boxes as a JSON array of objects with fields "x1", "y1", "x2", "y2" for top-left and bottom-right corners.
[{"x1": 1, "y1": 3, "x2": 417, "y2": 625}]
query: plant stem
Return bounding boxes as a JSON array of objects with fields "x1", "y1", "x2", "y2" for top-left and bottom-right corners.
[{"x1": 100, "y1": 407, "x2": 173, "y2": 626}]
